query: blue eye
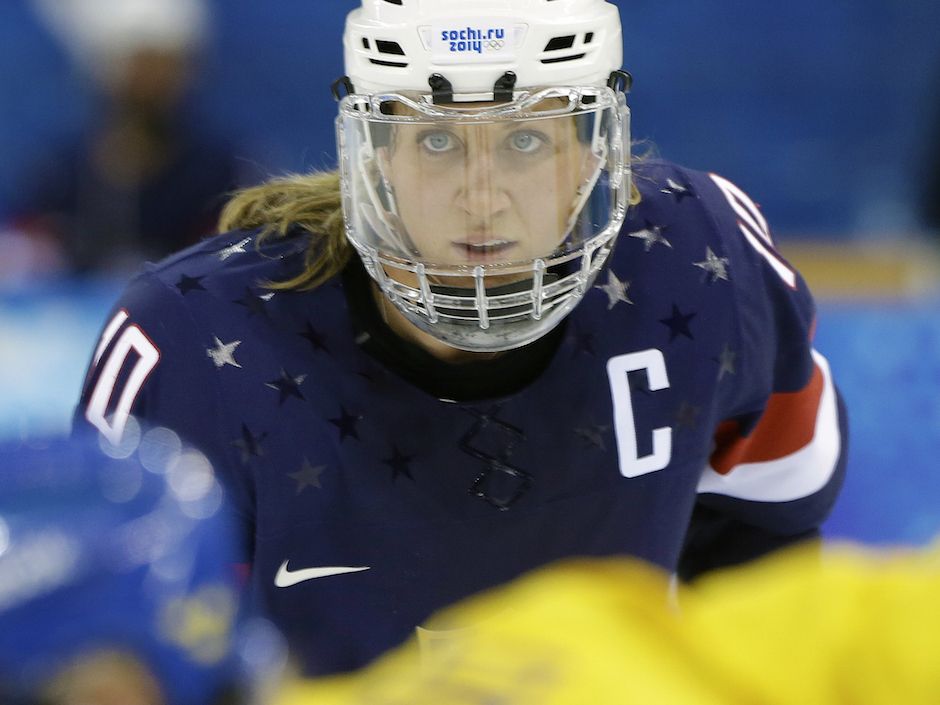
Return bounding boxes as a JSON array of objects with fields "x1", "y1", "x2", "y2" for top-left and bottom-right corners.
[
  {"x1": 508, "y1": 130, "x2": 546, "y2": 153},
  {"x1": 419, "y1": 131, "x2": 458, "y2": 153}
]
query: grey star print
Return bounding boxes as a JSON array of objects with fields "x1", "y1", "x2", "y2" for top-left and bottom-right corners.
[
  {"x1": 207, "y1": 337, "x2": 242, "y2": 369},
  {"x1": 693, "y1": 247, "x2": 731, "y2": 283},
  {"x1": 628, "y1": 223, "x2": 673, "y2": 252},
  {"x1": 717, "y1": 344, "x2": 737, "y2": 380},
  {"x1": 218, "y1": 237, "x2": 252, "y2": 261},
  {"x1": 288, "y1": 459, "x2": 325, "y2": 493},
  {"x1": 595, "y1": 270, "x2": 633, "y2": 310},
  {"x1": 660, "y1": 178, "x2": 694, "y2": 202}
]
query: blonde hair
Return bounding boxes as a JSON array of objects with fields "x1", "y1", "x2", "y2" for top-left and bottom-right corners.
[
  {"x1": 219, "y1": 168, "x2": 642, "y2": 292},
  {"x1": 219, "y1": 171, "x2": 351, "y2": 291}
]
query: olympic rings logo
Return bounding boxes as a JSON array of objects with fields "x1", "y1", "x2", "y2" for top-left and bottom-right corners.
[{"x1": 441, "y1": 28, "x2": 509, "y2": 56}]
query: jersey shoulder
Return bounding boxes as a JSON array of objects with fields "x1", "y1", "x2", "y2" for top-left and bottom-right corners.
[
  {"x1": 615, "y1": 159, "x2": 819, "y2": 409},
  {"x1": 140, "y1": 227, "x2": 313, "y2": 297},
  {"x1": 624, "y1": 158, "x2": 805, "y2": 294},
  {"x1": 108, "y1": 226, "x2": 331, "y2": 338},
  {"x1": 629, "y1": 159, "x2": 764, "y2": 243}
]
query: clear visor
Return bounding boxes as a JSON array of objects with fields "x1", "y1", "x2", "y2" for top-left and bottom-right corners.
[{"x1": 338, "y1": 87, "x2": 628, "y2": 277}]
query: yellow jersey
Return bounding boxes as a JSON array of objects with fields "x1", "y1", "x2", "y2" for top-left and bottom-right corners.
[{"x1": 276, "y1": 542, "x2": 940, "y2": 705}]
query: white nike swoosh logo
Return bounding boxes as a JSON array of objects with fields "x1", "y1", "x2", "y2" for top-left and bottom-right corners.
[{"x1": 274, "y1": 560, "x2": 370, "y2": 588}]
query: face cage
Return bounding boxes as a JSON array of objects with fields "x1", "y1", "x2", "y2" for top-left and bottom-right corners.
[{"x1": 338, "y1": 86, "x2": 630, "y2": 353}]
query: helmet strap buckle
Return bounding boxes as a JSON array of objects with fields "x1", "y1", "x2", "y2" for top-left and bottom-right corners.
[
  {"x1": 607, "y1": 70, "x2": 633, "y2": 93},
  {"x1": 428, "y1": 71, "x2": 518, "y2": 105},
  {"x1": 493, "y1": 71, "x2": 517, "y2": 102},
  {"x1": 331, "y1": 75, "x2": 355, "y2": 101},
  {"x1": 428, "y1": 73, "x2": 454, "y2": 104}
]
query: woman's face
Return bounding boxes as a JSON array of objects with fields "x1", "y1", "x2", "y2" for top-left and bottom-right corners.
[{"x1": 382, "y1": 113, "x2": 593, "y2": 269}]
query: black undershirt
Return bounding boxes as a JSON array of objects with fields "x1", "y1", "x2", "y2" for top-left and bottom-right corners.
[{"x1": 342, "y1": 260, "x2": 565, "y2": 403}]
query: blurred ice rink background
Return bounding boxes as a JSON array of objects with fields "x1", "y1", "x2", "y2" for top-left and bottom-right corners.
[{"x1": 1, "y1": 0, "x2": 939, "y2": 545}]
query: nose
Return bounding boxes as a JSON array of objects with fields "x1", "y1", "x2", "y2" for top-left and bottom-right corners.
[{"x1": 454, "y1": 130, "x2": 511, "y2": 223}]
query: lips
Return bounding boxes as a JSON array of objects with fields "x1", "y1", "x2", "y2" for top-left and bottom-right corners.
[{"x1": 451, "y1": 239, "x2": 517, "y2": 262}]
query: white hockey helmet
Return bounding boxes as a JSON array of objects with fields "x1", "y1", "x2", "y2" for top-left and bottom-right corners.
[{"x1": 336, "y1": 0, "x2": 631, "y2": 352}]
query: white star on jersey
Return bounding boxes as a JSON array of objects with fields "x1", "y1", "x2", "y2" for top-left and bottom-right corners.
[
  {"x1": 218, "y1": 237, "x2": 252, "y2": 261},
  {"x1": 628, "y1": 224, "x2": 672, "y2": 252},
  {"x1": 693, "y1": 247, "x2": 731, "y2": 282},
  {"x1": 661, "y1": 178, "x2": 691, "y2": 200},
  {"x1": 717, "y1": 343, "x2": 737, "y2": 380},
  {"x1": 595, "y1": 270, "x2": 633, "y2": 310},
  {"x1": 207, "y1": 337, "x2": 242, "y2": 368}
]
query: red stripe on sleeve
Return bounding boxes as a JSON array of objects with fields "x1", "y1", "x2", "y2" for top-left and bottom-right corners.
[{"x1": 710, "y1": 363, "x2": 825, "y2": 475}]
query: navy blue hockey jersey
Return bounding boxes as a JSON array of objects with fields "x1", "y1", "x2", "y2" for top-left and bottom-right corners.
[{"x1": 75, "y1": 160, "x2": 847, "y2": 674}]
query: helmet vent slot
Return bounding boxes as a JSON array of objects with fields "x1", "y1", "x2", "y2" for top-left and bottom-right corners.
[
  {"x1": 381, "y1": 0, "x2": 404, "y2": 5},
  {"x1": 376, "y1": 40, "x2": 406, "y2": 56},
  {"x1": 544, "y1": 35, "x2": 576, "y2": 51},
  {"x1": 541, "y1": 53, "x2": 586, "y2": 65},
  {"x1": 369, "y1": 58, "x2": 409, "y2": 68}
]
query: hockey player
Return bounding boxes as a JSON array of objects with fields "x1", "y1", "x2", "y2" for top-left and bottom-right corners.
[{"x1": 75, "y1": 0, "x2": 848, "y2": 675}]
